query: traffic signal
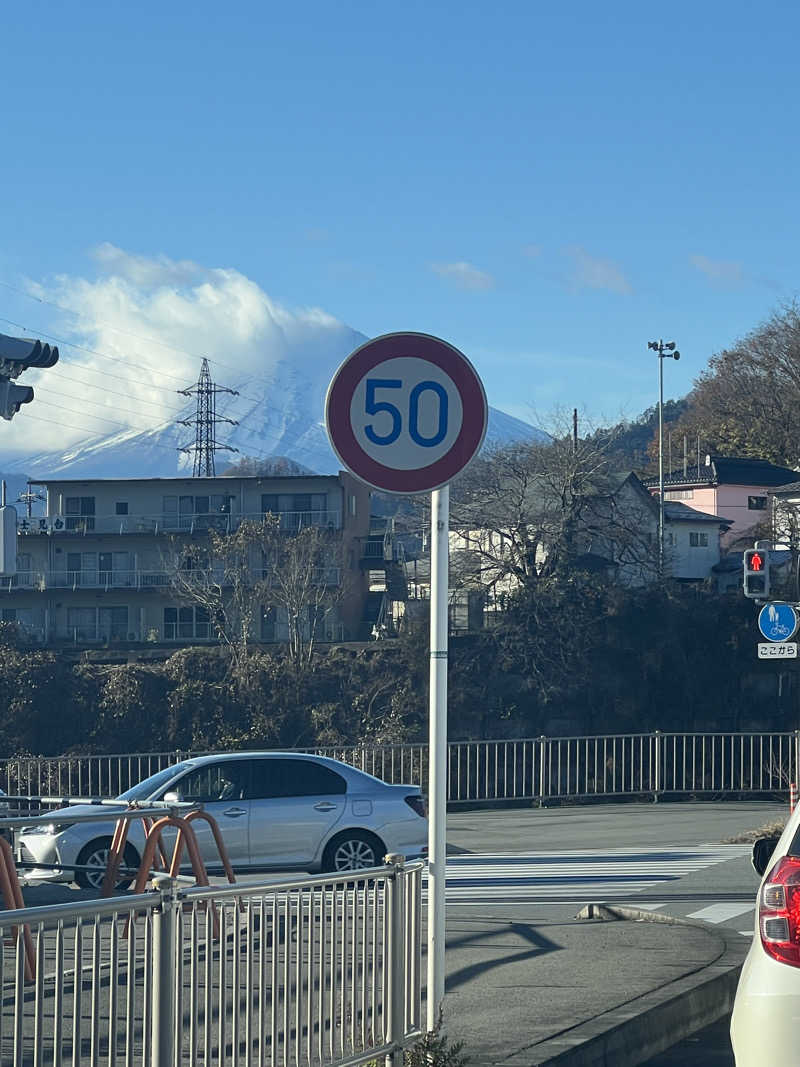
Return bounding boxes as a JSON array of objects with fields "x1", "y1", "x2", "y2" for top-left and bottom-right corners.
[
  {"x1": 0, "y1": 333, "x2": 59, "y2": 422},
  {"x1": 0, "y1": 381, "x2": 34, "y2": 421},
  {"x1": 744, "y1": 547, "x2": 770, "y2": 599}
]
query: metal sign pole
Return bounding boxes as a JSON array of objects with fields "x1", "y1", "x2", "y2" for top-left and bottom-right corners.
[{"x1": 427, "y1": 484, "x2": 449, "y2": 1031}]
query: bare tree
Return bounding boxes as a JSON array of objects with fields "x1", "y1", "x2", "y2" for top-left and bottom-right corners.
[
  {"x1": 167, "y1": 516, "x2": 348, "y2": 670},
  {"x1": 262, "y1": 523, "x2": 349, "y2": 668},
  {"x1": 448, "y1": 422, "x2": 659, "y2": 603},
  {"x1": 673, "y1": 302, "x2": 800, "y2": 468}
]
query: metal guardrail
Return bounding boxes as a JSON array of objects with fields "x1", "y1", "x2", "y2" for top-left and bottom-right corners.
[
  {"x1": 0, "y1": 857, "x2": 423, "y2": 1067},
  {"x1": 1, "y1": 732, "x2": 798, "y2": 806}
]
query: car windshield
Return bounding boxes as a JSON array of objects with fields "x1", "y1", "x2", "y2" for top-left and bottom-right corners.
[{"x1": 117, "y1": 763, "x2": 193, "y2": 802}]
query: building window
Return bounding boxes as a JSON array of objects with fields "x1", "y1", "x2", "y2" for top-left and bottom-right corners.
[
  {"x1": 665, "y1": 489, "x2": 694, "y2": 500},
  {"x1": 66, "y1": 606, "x2": 128, "y2": 641},
  {"x1": 164, "y1": 605, "x2": 210, "y2": 640},
  {"x1": 689, "y1": 532, "x2": 709, "y2": 548},
  {"x1": 748, "y1": 496, "x2": 767, "y2": 510},
  {"x1": 262, "y1": 493, "x2": 329, "y2": 529},
  {"x1": 2, "y1": 609, "x2": 17, "y2": 623},
  {"x1": 115, "y1": 502, "x2": 129, "y2": 515},
  {"x1": 65, "y1": 496, "x2": 95, "y2": 531},
  {"x1": 162, "y1": 495, "x2": 233, "y2": 529}
]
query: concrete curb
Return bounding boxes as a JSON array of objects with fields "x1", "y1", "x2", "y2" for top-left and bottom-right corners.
[{"x1": 518, "y1": 903, "x2": 749, "y2": 1067}]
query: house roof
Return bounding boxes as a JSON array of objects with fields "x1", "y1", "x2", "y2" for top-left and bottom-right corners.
[
  {"x1": 771, "y1": 478, "x2": 800, "y2": 496},
  {"x1": 641, "y1": 455, "x2": 798, "y2": 490},
  {"x1": 663, "y1": 501, "x2": 733, "y2": 527}
]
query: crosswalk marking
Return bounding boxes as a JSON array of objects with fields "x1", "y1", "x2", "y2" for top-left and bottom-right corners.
[
  {"x1": 429, "y1": 844, "x2": 752, "y2": 905},
  {"x1": 687, "y1": 903, "x2": 754, "y2": 924}
]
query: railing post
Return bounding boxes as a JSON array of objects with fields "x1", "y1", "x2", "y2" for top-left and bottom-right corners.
[
  {"x1": 653, "y1": 730, "x2": 661, "y2": 803},
  {"x1": 794, "y1": 731, "x2": 800, "y2": 794},
  {"x1": 150, "y1": 875, "x2": 179, "y2": 1067},
  {"x1": 537, "y1": 736, "x2": 547, "y2": 807},
  {"x1": 385, "y1": 853, "x2": 407, "y2": 1066}
]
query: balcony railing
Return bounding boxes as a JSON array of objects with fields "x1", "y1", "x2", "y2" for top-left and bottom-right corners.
[
  {"x1": 17, "y1": 510, "x2": 343, "y2": 536},
  {"x1": 2, "y1": 567, "x2": 343, "y2": 592},
  {"x1": 0, "y1": 570, "x2": 172, "y2": 592}
]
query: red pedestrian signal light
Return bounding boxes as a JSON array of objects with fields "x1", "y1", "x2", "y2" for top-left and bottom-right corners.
[{"x1": 744, "y1": 548, "x2": 770, "y2": 599}]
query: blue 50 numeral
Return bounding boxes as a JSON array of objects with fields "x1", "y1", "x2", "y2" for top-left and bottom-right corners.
[{"x1": 364, "y1": 378, "x2": 448, "y2": 448}]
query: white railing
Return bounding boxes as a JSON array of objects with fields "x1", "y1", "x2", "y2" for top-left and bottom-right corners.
[
  {"x1": 0, "y1": 858, "x2": 423, "y2": 1066},
  {"x1": 1, "y1": 567, "x2": 342, "y2": 593},
  {"x1": 17, "y1": 510, "x2": 343, "y2": 537},
  {"x1": 2, "y1": 732, "x2": 798, "y2": 805}
]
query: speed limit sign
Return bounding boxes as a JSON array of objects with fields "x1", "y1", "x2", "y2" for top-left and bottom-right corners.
[{"x1": 325, "y1": 332, "x2": 488, "y2": 494}]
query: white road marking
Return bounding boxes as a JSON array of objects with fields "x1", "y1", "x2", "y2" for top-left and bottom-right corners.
[
  {"x1": 687, "y1": 903, "x2": 755, "y2": 923},
  {"x1": 424, "y1": 844, "x2": 752, "y2": 905}
]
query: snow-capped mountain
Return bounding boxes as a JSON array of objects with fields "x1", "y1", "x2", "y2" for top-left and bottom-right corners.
[{"x1": 5, "y1": 333, "x2": 545, "y2": 480}]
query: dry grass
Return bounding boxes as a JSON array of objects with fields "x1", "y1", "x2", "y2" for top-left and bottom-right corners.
[{"x1": 723, "y1": 817, "x2": 787, "y2": 844}]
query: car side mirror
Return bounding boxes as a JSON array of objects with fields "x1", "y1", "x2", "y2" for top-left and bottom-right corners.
[
  {"x1": 752, "y1": 835, "x2": 781, "y2": 877},
  {"x1": 162, "y1": 790, "x2": 180, "y2": 804}
]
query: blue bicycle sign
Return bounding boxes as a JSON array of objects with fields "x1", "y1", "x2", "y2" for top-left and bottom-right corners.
[{"x1": 758, "y1": 602, "x2": 799, "y2": 642}]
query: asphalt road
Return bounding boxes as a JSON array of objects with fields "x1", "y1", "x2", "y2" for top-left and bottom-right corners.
[
  {"x1": 20, "y1": 799, "x2": 783, "y2": 1065},
  {"x1": 437, "y1": 801, "x2": 776, "y2": 1064}
]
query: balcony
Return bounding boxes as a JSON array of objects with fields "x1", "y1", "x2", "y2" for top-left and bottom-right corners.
[
  {"x1": 17, "y1": 510, "x2": 343, "y2": 537},
  {"x1": 0, "y1": 570, "x2": 172, "y2": 592},
  {"x1": 1, "y1": 566, "x2": 343, "y2": 592}
]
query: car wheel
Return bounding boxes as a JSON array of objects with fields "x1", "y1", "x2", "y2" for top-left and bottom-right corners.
[
  {"x1": 75, "y1": 838, "x2": 139, "y2": 892},
  {"x1": 322, "y1": 831, "x2": 384, "y2": 873}
]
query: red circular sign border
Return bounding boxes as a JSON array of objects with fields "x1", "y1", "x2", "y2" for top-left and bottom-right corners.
[{"x1": 325, "y1": 332, "x2": 488, "y2": 494}]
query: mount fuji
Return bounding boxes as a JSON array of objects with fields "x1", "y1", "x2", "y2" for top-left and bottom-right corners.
[{"x1": 4, "y1": 324, "x2": 544, "y2": 480}]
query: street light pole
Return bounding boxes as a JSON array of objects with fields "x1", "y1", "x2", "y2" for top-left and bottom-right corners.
[{"x1": 647, "y1": 339, "x2": 680, "y2": 575}]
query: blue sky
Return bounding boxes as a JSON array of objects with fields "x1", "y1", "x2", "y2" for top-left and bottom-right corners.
[{"x1": 2, "y1": 0, "x2": 799, "y2": 453}]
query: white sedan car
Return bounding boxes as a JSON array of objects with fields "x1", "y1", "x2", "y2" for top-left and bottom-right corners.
[
  {"x1": 17, "y1": 752, "x2": 428, "y2": 890},
  {"x1": 731, "y1": 809, "x2": 800, "y2": 1063}
]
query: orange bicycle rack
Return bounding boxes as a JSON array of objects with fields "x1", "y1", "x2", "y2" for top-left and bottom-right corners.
[
  {"x1": 100, "y1": 806, "x2": 236, "y2": 898},
  {"x1": 0, "y1": 837, "x2": 34, "y2": 981}
]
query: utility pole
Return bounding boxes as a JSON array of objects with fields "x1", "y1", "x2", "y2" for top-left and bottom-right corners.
[{"x1": 647, "y1": 339, "x2": 680, "y2": 575}]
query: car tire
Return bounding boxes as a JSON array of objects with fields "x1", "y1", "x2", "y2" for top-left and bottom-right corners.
[
  {"x1": 75, "y1": 838, "x2": 140, "y2": 892},
  {"x1": 322, "y1": 830, "x2": 385, "y2": 873}
]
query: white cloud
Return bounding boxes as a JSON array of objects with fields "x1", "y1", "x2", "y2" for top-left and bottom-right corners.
[
  {"x1": 689, "y1": 254, "x2": 746, "y2": 287},
  {"x1": 0, "y1": 247, "x2": 356, "y2": 459},
  {"x1": 565, "y1": 246, "x2": 632, "y2": 295},
  {"x1": 89, "y1": 242, "x2": 208, "y2": 288},
  {"x1": 431, "y1": 261, "x2": 495, "y2": 291}
]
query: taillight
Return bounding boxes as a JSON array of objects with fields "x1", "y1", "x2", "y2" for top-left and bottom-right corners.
[
  {"x1": 759, "y1": 855, "x2": 800, "y2": 966},
  {"x1": 404, "y1": 795, "x2": 427, "y2": 819}
]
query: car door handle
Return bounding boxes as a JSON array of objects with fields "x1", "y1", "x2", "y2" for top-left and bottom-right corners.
[
  {"x1": 313, "y1": 802, "x2": 338, "y2": 812},
  {"x1": 223, "y1": 807, "x2": 248, "y2": 817}
]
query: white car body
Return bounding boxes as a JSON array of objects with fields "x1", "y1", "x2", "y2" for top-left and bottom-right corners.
[
  {"x1": 17, "y1": 752, "x2": 427, "y2": 889},
  {"x1": 731, "y1": 805, "x2": 800, "y2": 1063}
]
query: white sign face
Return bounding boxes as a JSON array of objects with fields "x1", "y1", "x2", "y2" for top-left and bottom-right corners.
[
  {"x1": 348, "y1": 357, "x2": 465, "y2": 471},
  {"x1": 758, "y1": 643, "x2": 798, "y2": 659},
  {"x1": 326, "y1": 332, "x2": 488, "y2": 494}
]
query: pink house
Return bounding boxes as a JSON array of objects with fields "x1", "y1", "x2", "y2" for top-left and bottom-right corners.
[{"x1": 642, "y1": 455, "x2": 798, "y2": 547}]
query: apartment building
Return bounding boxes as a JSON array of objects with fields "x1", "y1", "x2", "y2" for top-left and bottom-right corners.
[{"x1": 1, "y1": 473, "x2": 372, "y2": 647}]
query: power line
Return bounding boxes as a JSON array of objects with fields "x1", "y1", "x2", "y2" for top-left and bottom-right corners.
[
  {"x1": 0, "y1": 315, "x2": 191, "y2": 385},
  {"x1": 33, "y1": 387, "x2": 187, "y2": 428},
  {"x1": 37, "y1": 377, "x2": 187, "y2": 418},
  {"x1": 0, "y1": 281, "x2": 285, "y2": 391},
  {"x1": 0, "y1": 314, "x2": 264, "y2": 405}
]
